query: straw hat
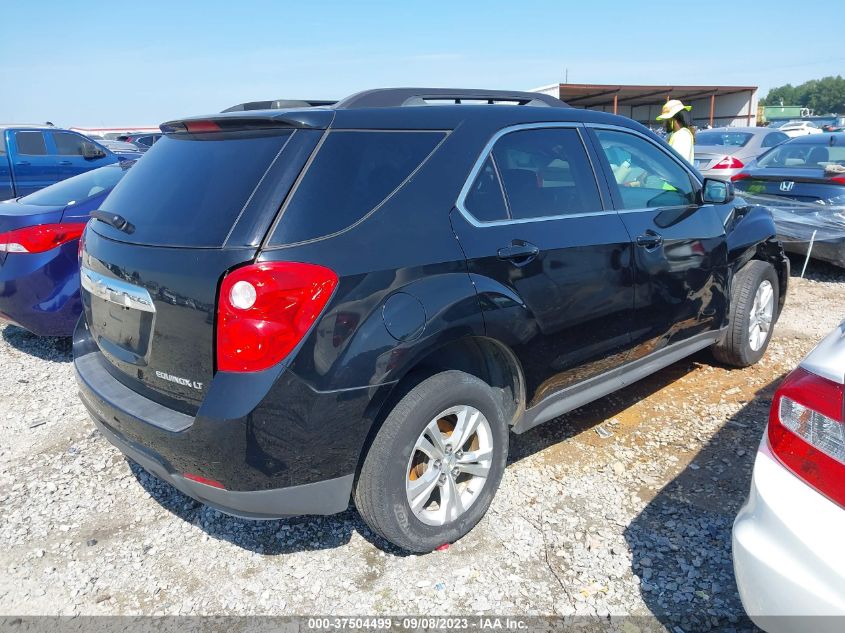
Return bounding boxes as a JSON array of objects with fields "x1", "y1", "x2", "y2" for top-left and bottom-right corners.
[{"x1": 656, "y1": 99, "x2": 692, "y2": 121}]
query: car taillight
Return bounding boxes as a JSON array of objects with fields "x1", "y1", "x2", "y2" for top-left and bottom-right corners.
[
  {"x1": 829, "y1": 176, "x2": 845, "y2": 185},
  {"x1": 0, "y1": 223, "x2": 85, "y2": 254},
  {"x1": 768, "y1": 367, "x2": 845, "y2": 508},
  {"x1": 216, "y1": 261, "x2": 338, "y2": 372},
  {"x1": 712, "y1": 156, "x2": 744, "y2": 170},
  {"x1": 731, "y1": 172, "x2": 752, "y2": 182}
]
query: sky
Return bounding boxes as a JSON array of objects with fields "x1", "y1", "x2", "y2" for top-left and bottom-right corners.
[{"x1": 1, "y1": 0, "x2": 842, "y2": 127}]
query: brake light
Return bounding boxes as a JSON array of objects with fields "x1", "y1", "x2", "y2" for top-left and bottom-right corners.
[
  {"x1": 0, "y1": 223, "x2": 86, "y2": 254},
  {"x1": 185, "y1": 120, "x2": 221, "y2": 133},
  {"x1": 712, "y1": 156, "x2": 744, "y2": 170},
  {"x1": 829, "y1": 176, "x2": 845, "y2": 185},
  {"x1": 216, "y1": 262, "x2": 338, "y2": 372},
  {"x1": 731, "y1": 172, "x2": 752, "y2": 182},
  {"x1": 768, "y1": 367, "x2": 845, "y2": 508}
]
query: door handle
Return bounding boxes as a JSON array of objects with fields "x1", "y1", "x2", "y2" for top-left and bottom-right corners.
[
  {"x1": 497, "y1": 240, "x2": 539, "y2": 265},
  {"x1": 15, "y1": 161, "x2": 31, "y2": 166},
  {"x1": 636, "y1": 232, "x2": 664, "y2": 249},
  {"x1": 59, "y1": 160, "x2": 72, "y2": 165}
]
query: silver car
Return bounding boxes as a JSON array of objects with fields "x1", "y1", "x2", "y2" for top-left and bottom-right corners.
[
  {"x1": 694, "y1": 127, "x2": 790, "y2": 180},
  {"x1": 733, "y1": 322, "x2": 845, "y2": 631}
]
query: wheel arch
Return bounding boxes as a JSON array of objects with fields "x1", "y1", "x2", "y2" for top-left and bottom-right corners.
[{"x1": 353, "y1": 335, "x2": 526, "y2": 483}]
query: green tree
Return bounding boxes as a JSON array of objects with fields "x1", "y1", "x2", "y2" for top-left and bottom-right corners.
[{"x1": 762, "y1": 76, "x2": 845, "y2": 114}]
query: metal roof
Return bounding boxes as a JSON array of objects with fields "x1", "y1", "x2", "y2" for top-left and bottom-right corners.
[{"x1": 544, "y1": 83, "x2": 757, "y2": 108}]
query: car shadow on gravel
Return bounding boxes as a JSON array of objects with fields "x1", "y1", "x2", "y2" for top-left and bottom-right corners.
[
  {"x1": 622, "y1": 375, "x2": 784, "y2": 633},
  {"x1": 128, "y1": 461, "x2": 408, "y2": 556},
  {"x1": 1, "y1": 324, "x2": 72, "y2": 362}
]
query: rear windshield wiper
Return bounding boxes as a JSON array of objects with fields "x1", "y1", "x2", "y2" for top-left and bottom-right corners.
[{"x1": 91, "y1": 210, "x2": 135, "y2": 234}]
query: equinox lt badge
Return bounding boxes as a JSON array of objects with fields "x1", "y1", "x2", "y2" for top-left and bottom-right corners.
[{"x1": 155, "y1": 370, "x2": 203, "y2": 391}]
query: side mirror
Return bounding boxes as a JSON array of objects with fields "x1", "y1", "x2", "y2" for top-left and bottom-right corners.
[
  {"x1": 82, "y1": 142, "x2": 107, "y2": 159},
  {"x1": 700, "y1": 178, "x2": 734, "y2": 205}
]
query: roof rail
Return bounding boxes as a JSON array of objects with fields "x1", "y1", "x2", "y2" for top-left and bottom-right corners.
[
  {"x1": 221, "y1": 99, "x2": 337, "y2": 113},
  {"x1": 335, "y1": 88, "x2": 568, "y2": 109}
]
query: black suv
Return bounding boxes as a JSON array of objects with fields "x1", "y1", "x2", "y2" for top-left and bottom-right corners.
[{"x1": 74, "y1": 88, "x2": 789, "y2": 552}]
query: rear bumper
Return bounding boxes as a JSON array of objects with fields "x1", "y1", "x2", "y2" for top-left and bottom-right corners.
[
  {"x1": 0, "y1": 242, "x2": 81, "y2": 336},
  {"x1": 90, "y1": 412, "x2": 353, "y2": 519},
  {"x1": 73, "y1": 318, "x2": 361, "y2": 519},
  {"x1": 780, "y1": 238, "x2": 845, "y2": 268},
  {"x1": 732, "y1": 437, "x2": 845, "y2": 630}
]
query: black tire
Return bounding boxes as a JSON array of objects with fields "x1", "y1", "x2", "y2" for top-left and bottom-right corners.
[
  {"x1": 354, "y1": 370, "x2": 509, "y2": 553},
  {"x1": 712, "y1": 260, "x2": 779, "y2": 367}
]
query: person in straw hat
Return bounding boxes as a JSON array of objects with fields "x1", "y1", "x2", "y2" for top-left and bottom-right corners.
[{"x1": 656, "y1": 99, "x2": 694, "y2": 164}]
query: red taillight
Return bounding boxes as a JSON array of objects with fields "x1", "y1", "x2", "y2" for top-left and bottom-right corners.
[
  {"x1": 185, "y1": 120, "x2": 221, "y2": 133},
  {"x1": 216, "y1": 261, "x2": 338, "y2": 372},
  {"x1": 0, "y1": 223, "x2": 86, "y2": 254},
  {"x1": 183, "y1": 473, "x2": 225, "y2": 489},
  {"x1": 711, "y1": 156, "x2": 744, "y2": 170},
  {"x1": 768, "y1": 367, "x2": 845, "y2": 508},
  {"x1": 830, "y1": 176, "x2": 845, "y2": 185},
  {"x1": 731, "y1": 172, "x2": 752, "y2": 182}
]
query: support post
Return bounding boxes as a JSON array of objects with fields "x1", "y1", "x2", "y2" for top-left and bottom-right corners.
[{"x1": 709, "y1": 94, "x2": 715, "y2": 127}]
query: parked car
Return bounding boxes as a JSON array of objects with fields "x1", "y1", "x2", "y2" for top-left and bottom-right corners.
[
  {"x1": 116, "y1": 132, "x2": 162, "y2": 149},
  {"x1": 694, "y1": 126, "x2": 790, "y2": 180},
  {"x1": 1, "y1": 125, "x2": 122, "y2": 201},
  {"x1": 733, "y1": 321, "x2": 845, "y2": 630},
  {"x1": 731, "y1": 133, "x2": 845, "y2": 267},
  {"x1": 823, "y1": 117, "x2": 845, "y2": 133},
  {"x1": 95, "y1": 139, "x2": 145, "y2": 158},
  {"x1": 0, "y1": 162, "x2": 132, "y2": 336},
  {"x1": 779, "y1": 120, "x2": 824, "y2": 138},
  {"x1": 73, "y1": 88, "x2": 789, "y2": 552}
]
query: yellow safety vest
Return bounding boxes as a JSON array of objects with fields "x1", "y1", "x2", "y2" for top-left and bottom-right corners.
[{"x1": 668, "y1": 127, "x2": 694, "y2": 164}]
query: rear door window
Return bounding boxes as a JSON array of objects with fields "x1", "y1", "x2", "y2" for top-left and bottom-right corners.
[
  {"x1": 15, "y1": 131, "x2": 47, "y2": 155},
  {"x1": 95, "y1": 132, "x2": 292, "y2": 247},
  {"x1": 761, "y1": 132, "x2": 789, "y2": 148},
  {"x1": 491, "y1": 127, "x2": 602, "y2": 219},
  {"x1": 269, "y1": 130, "x2": 445, "y2": 245},
  {"x1": 463, "y1": 156, "x2": 509, "y2": 222}
]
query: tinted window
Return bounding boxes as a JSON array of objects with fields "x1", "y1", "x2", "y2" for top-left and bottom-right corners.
[
  {"x1": 15, "y1": 131, "x2": 47, "y2": 155},
  {"x1": 695, "y1": 131, "x2": 752, "y2": 147},
  {"x1": 20, "y1": 163, "x2": 130, "y2": 207},
  {"x1": 595, "y1": 129, "x2": 695, "y2": 209},
  {"x1": 757, "y1": 142, "x2": 845, "y2": 169},
  {"x1": 491, "y1": 128, "x2": 601, "y2": 219},
  {"x1": 271, "y1": 131, "x2": 444, "y2": 244},
  {"x1": 761, "y1": 132, "x2": 789, "y2": 148},
  {"x1": 97, "y1": 132, "x2": 291, "y2": 246},
  {"x1": 52, "y1": 131, "x2": 87, "y2": 155},
  {"x1": 463, "y1": 156, "x2": 508, "y2": 221}
]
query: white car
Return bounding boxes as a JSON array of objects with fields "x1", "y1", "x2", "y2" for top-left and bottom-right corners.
[
  {"x1": 778, "y1": 120, "x2": 824, "y2": 138},
  {"x1": 733, "y1": 322, "x2": 845, "y2": 632}
]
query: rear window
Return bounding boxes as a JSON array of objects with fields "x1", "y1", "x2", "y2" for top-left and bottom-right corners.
[
  {"x1": 20, "y1": 163, "x2": 130, "y2": 207},
  {"x1": 757, "y1": 143, "x2": 845, "y2": 169},
  {"x1": 695, "y1": 131, "x2": 752, "y2": 147},
  {"x1": 269, "y1": 130, "x2": 445, "y2": 245},
  {"x1": 96, "y1": 132, "x2": 291, "y2": 246}
]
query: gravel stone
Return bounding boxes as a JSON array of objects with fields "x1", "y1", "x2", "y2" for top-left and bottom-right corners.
[{"x1": 1, "y1": 256, "x2": 841, "y2": 630}]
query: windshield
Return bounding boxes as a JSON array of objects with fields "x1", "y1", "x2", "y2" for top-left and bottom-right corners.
[
  {"x1": 696, "y1": 131, "x2": 752, "y2": 147},
  {"x1": 19, "y1": 163, "x2": 132, "y2": 207},
  {"x1": 757, "y1": 143, "x2": 845, "y2": 169}
]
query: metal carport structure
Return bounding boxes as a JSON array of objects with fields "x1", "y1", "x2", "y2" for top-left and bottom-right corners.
[{"x1": 532, "y1": 83, "x2": 758, "y2": 128}]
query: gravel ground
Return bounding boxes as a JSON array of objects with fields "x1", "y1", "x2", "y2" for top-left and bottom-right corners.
[{"x1": 1, "y1": 256, "x2": 844, "y2": 630}]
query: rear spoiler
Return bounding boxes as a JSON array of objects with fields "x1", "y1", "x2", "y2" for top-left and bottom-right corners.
[{"x1": 160, "y1": 110, "x2": 333, "y2": 135}]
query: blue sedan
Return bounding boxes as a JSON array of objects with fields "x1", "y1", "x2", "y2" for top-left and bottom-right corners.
[{"x1": 0, "y1": 162, "x2": 132, "y2": 336}]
